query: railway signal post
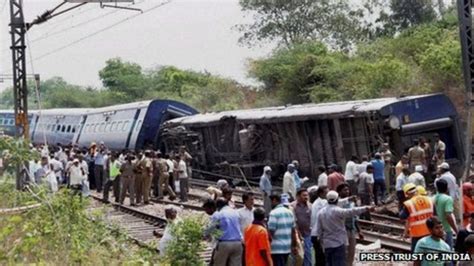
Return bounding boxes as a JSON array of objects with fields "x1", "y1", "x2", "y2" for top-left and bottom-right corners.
[
  {"x1": 8, "y1": 0, "x2": 134, "y2": 189},
  {"x1": 457, "y1": 0, "x2": 474, "y2": 225}
]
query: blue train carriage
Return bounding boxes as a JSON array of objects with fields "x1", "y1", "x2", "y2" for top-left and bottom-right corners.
[
  {"x1": 160, "y1": 93, "x2": 464, "y2": 180},
  {"x1": 75, "y1": 99, "x2": 197, "y2": 150},
  {"x1": 0, "y1": 109, "x2": 37, "y2": 137},
  {"x1": 30, "y1": 108, "x2": 92, "y2": 146}
]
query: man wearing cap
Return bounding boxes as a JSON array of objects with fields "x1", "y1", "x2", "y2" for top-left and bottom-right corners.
[
  {"x1": 138, "y1": 150, "x2": 153, "y2": 205},
  {"x1": 409, "y1": 165, "x2": 426, "y2": 188},
  {"x1": 327, "y1": 164, "x2": 344, "y2": 191},
  {"x1": 268, "y1": 193, "x2": 297, "y2": 266},
  {"x1": 399, "y1": 183, "x2": 434, "y2": 252},
  {"x1": 120, "y1": 154, "x2": 136, "y2": 206},
  {"x1": 260, "y1": 166, "x2": 273, "y2": 216},
  {"x1": 371, "y1": 153, "x2": 386, "y2": 205},
  {"x1": 283, "y1": 164, "x2": 297, "y2": 200},
  {"x1": 316, "y1": 190, "x2": 374, "y2": 266},
  {"x1": 436, "y1": 162, "x2": 460, "y2": 221}
]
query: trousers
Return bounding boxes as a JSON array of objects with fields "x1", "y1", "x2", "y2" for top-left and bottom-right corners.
[
  {"x1": 312, "y1": 236, "x2": 325, "y2": 266},
  {"x1": 346, "y1": 230, "x2": 356, "y2": 266},
  {"x1": 159, "y1": 173, "x2": 176, "y2": 199},
  {"x1": 142, "y1": 174, "x2": 152, "y2": 203},
  {"x1": 179, "y1": 178, "x2": 188, "y2": 201},
  {"x1": 94, "y1": 165, "x2": 105, "y2": 192},
  {"x1": 135, "y1": 174, "x2": 143, "y2": 203},
  {"x1": 120, "y1": 175, "x2": 135, "y2": 205},
  {"x1": 325, "y1": 245, "x2": 346, "y2": 266},
  {"x1": 213, "y1": 241, "x2": 243, "y2": 266},
  {"x1": 103, "y1": 175, "x2": 121, "y2": 202}
]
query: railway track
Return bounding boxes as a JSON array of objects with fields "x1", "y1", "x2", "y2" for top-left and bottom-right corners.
[
  {"x1": 358, "y1": 213, "x2": 410, "y2": 252},
  {"x1": 89, "y1": 195, "x2": 213, "y2": 263}
]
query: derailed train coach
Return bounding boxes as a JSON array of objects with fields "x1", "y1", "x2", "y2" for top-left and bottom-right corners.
[{"x1": 160, "y1": 94, "x2": 465, "y2": 180}]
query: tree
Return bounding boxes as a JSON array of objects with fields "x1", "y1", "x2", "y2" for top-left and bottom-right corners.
[
  {"x1": 99, "y1": 58, "x2": 147, "y2": 100},
  {"x1": 377, "y1": 0, "x2": 438, "y2": 36},
  {"x1": 236, "y1": 0, "x2": 366, "y2": 50}
]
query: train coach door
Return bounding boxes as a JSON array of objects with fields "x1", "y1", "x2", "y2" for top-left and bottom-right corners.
[{"x1": 73, "y1": 115, "x2": 88, "y2": 145}]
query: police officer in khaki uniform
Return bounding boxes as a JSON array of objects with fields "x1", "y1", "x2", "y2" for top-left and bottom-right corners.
[
  {"x1": 141, "y1": 150, "x2": 153, "y2": 204},
  {"x1": 134, "y1": 152, "x2": 144, "y2": 204}
]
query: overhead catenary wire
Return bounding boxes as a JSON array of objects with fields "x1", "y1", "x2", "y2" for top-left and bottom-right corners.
[
  {"x1": 33, "y1": 0, "x2": 172, "y2": 61},
  {"x1": 30, "y1": 0, "x2": 146, "y2": 44}
]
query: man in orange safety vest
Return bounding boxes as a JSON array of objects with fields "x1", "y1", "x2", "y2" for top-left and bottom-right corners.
[{"x1": 399, "y1": 183, "x2": 434, "y2": 252}]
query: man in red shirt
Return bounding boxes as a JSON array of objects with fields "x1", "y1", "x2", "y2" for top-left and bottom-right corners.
[
  {"x1": 327, "y1": 164, "x2": 345, "y2": 191},
  {"x1": 244, "y1": 207, "x2": 273, "y2": 266}
]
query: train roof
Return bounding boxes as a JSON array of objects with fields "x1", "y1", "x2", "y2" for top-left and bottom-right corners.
[{"x1": 165, "y1": 94, "x2": 448, "y2": 126}]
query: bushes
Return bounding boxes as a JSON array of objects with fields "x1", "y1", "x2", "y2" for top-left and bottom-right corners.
[{"x1": 0, "y1": 186, "x2": 159, "y2": 264}]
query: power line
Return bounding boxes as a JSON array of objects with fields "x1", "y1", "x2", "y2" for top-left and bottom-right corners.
[
  {"x1": 34, "y1": 0, "x2": 172, "y2": 61},
  {"x1": 30, "y1": 0, "x2": 146, "y2": 44}
]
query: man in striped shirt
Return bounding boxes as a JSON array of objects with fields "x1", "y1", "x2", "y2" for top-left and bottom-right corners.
[{"x1": 268, "y1": 193, "x2": 297, "y2": 266}]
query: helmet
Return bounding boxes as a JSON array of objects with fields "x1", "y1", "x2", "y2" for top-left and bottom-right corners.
[
  {"x1": 416, "y1": 186, "x2": 427, "y2": 196},
  {"x1": 403, "y1": 183, "x2": 417, "y2": 195}
]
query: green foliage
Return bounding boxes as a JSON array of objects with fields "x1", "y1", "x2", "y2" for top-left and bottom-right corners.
[
  {"x1": 249, "y1": 13, "x2": 463, "y2": 104},
  {"x1": 0, "y1": 136, "x2": 39, "y2": 173},
  {"x1": 0, "y1": 186, "x2": 159, "y2": 264},
  {"x1": 160, "y1": 216, "x2": 207, "y2": 266},
  {"x1": 0, "y1": 59, "x2": 257, "y2": 112}
]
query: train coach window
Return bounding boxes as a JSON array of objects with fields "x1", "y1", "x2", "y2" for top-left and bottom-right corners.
[
  {"x1": 105, "y1": 122, "x2": 111, "y2": 132},
  {"x1": 56, "y1": 125, "x2": 61, "y2": 132},
  {"x1": 117, "y1": 121, "x2": 123, "y2": 131},
  {"x1": 61, "y1": 125, "x2": 66, "y2": 133},
  {"x1": 123, "y1": 121, "x2": 129, "y2": 131},
  {"x1": 93, "y1": 123, "x2": 98, "y2": 133},
  {"x1": 111, "y1": 121, "x2": 117, "y2": 131},
  {"x1": 0, "y1": 118, "x2": 3, "y2": 125},
  {"x1": 9, "y1": 119, "x2": 14, "y2": 125},
  {"x1": 99, "y1": 122, "x2": 105, "y2": 132},
  {"x1": 72, "y1": 126, "x2": 76, "y2": 133},
  {"x1": 67, "y1": 125, "x2": 71, "y2": 133}
]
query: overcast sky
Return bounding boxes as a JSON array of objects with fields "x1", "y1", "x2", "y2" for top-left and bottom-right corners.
[{"x1": 0, "y1": 0, "x2": 275, "y2": 91}]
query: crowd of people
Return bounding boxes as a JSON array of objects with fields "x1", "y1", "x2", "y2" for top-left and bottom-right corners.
[
  {"x1": 6, "y1": 133, "x2": 474, "y2": 266},
  {"x1": 24, "y1": 141, "x2": 193, "y2": 204}
]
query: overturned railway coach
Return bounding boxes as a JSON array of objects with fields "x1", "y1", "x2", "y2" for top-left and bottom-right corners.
[{"x1": 160, "y1": 94, "x2": 465, "y2": 180}]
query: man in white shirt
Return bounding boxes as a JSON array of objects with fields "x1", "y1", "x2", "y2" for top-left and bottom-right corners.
[
  {"x1": 237, "y1": 192, "x2": 255, "y2": 236},
  {"x1": 177, "y1": 155, "x2": 188, "y2": 202},
  {"x1": 408, "y1": 165, "x2": 426, "y2": 188},
  {"x1": 395, "y1": 167, "x2": 411, "y2": 209},
  {"x1": 283, "y1": 164, "x2": 297, "y2": 200},
  {"x1": 159, "y1": 205, "x2": 181, "y2": 256},
  {"x1": 166, "y1": 154, "x2": 176, "y2": 192},
  {"x1": 344, "y1": 156, "x2": 359, "y2": 195},
  {"x1": 68, "y1": 158, "x2": 86, "y2": 196},
  {"x1": 50, "y1": 155, "x2": 64, "y2": 184},
  {"x1": 317, "y1": 166, "x2": 328, "y2": 187}
]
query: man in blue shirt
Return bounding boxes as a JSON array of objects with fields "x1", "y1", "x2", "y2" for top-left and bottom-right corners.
[
  {"x1": 205, "y1": 198, "x2": 243, "y2": 266},
  {"x1": 371, "y1": 153, "x2": 386, "y2": 205}
]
